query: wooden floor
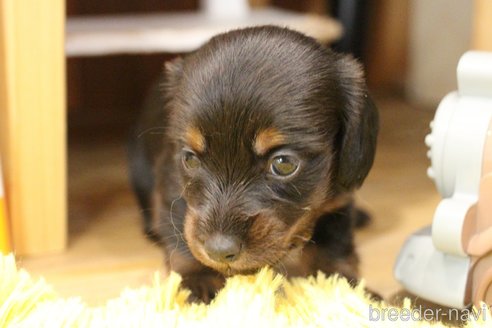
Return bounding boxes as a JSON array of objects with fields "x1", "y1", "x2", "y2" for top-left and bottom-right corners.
[{"x1": 18, "y1": 95, "x2": 440, "y2": 307}]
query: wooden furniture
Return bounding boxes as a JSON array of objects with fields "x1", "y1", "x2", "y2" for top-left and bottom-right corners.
[
  {"x1": 66, "y1": 9, "x2": 340, "y2": 57},
  {"x1": 0, "y1": 0, "x2": 67, "y2": 256},
  {"x1": 0, "y1": 158, "x2": 9, "y2": 253},
  {"x1": 472, "y1": 0, "x2": 492, "y2": 51}
]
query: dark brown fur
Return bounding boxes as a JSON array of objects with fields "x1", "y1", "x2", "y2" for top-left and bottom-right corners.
[{"x1": 128, "y1": 26, "x2": 378, "y2": 302}]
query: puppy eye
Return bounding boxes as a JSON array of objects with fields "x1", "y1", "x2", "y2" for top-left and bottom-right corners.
[
  {"x1": 270, "y1": 155, "x2": 299, "y2": 177},
  {"x1": 182, "y1": 151, "x2": 201, "y2": 170}
]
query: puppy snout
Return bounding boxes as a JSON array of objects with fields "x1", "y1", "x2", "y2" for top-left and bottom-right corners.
[{"x1": 204, "y1": 234, "x2": 241, "y2": 263}]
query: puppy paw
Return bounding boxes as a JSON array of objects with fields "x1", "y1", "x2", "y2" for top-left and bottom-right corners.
[
  {"x1": 365, "y1": 288, "x2": 384, "y2": 303},
  {"x1": 181, "y1": 273, "x2": 225, "y2": 304}
]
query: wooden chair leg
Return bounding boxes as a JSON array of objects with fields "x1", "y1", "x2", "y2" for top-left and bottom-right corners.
[{"x1": 0, "y1": 0, "x2": 67, "y2": 255}]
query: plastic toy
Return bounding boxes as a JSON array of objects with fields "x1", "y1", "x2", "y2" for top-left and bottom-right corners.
[{"x1": 394, "y1": 51, "x2": 492, "y2": 309}]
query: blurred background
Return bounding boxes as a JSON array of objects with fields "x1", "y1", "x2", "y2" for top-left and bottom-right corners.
[
  {"x1": 65, "y1": 0, "x2": 473, "y2": 137},
  {"x1": 0, "y1": 0, "x2": 489, "y2": 311}
]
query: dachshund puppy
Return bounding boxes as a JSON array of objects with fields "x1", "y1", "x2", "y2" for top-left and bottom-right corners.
[{"x1": 129, "y1": 26, "x2": 378, "y2": 302}]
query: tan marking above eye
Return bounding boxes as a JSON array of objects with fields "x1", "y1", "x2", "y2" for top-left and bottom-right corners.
[
  {"x1": 254, "y1": 127, "x2": 286, "y2": 156},
  {"x1": 185, "y1": 126, "x2": 206, "y2": 153}
]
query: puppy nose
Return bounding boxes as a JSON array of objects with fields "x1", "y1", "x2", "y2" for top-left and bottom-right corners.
[{"x1": 204, "y1": 234, "x2": 241, "y2": 263}]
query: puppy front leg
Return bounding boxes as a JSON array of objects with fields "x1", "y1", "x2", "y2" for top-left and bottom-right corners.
[
  {"x1": 309, "y1": 206, "x2": 360, "y2": 283},
  {"x1": 306, "y1": 243, "x2": 360, "y2": 284},
  {"x1": 164, "y1": 247, "x2": 225, "y2": 303},
  {"x1": 306, "y1": 206, "x2": 382, "y2": 300},
  {"x1": 281, "y1": 206, "x2": 359, "y2": 281},
  {"x1": 181, "y1": 268, "x2": 225, "y2": 304}
]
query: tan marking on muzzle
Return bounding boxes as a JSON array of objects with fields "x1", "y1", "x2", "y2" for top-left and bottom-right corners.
[{"x1": 183, "y1": 208, "x2": 230, "y2": 273}]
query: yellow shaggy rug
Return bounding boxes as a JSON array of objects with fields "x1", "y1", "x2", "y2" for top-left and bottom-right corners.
[{"x1": 0, "y1": 253, "x2": 489, "y2": 327}]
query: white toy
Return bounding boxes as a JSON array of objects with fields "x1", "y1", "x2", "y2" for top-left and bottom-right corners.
[{"x1": 394, "y1": 51, "x2": 492, "y2": 309}]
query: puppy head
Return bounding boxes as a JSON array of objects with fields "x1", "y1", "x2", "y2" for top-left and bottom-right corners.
[{"x1": 164, "y1": 26, "x2": 378, "y2": 275}]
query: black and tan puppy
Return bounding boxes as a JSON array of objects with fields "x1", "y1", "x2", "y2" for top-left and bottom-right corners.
[{"x1": 129, "y1": 26, "x2": 378, "y2": 302}]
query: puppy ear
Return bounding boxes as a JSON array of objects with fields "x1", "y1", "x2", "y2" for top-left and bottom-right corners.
[
  {"x1": 334, "y1": 55, "x2": 379, "y2": 192},
  {"x1": 162, "y1": 57, "x2": 184, "y2": 90}
]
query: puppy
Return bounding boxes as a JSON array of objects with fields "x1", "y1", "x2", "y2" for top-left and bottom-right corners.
[{"x1": 129, "y1": 26, "x2": 378, "y2": 302}]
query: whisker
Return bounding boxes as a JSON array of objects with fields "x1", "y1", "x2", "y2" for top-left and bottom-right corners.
[
  {"x1": 269, "y1": 258, "x2": 287, "y2": 276},
  {"x1": 291, "y1": 234, "x2": 313, "y2": 244},
  {"x1": 167, "y1": 182, "x2": 192, "y2": 264},
  {"x1": 169, "y1": 182, "x2": 191, "y2": 238},
  {"x1": 289, "y1": 183, "x2": 302, "y2": 197},
  {"x1": 264, "y1": 185, "x2": 303, "y2": 208},
  {"x1": 137, "y1": 127, "x2": 167, "y2": 139}
]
